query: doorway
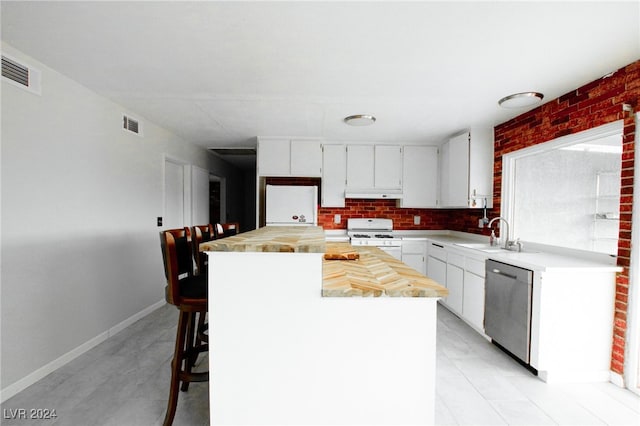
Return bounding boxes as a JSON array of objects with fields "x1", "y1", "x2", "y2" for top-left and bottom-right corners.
[{"x1": 210, "y1": 174, "x2": 226, "y2": 225}]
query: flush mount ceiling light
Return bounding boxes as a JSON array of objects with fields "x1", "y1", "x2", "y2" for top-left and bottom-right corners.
[
  {"x1": 344, "y1": 114, "x2": 376, "y2": 126},
  {"x1": 498, "y1": 92, "x2": 544, "y2": 108}
]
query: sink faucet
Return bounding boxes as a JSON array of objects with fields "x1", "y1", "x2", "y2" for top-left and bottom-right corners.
[{"x1": 488, "y1": 216, "x2": 511, "y2": 250}]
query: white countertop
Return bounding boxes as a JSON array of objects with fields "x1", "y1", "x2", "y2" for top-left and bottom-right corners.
[{"x1": 325, "y1": 229, "x2": 621, "y2": 273}]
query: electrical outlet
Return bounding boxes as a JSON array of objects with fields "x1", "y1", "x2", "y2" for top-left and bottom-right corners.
[
  {"x1": 414, "y1": 215, "x2": 420, "y2": 225},
  {"x1": 334, "y1": 214, "x2": 341, "y2": 224},
  {"x1": 157, "y1": 217, "x2": 163, "y2": 227},
  {"x1": 478, "y1": 218, "x2": 484, "y2": 228}
]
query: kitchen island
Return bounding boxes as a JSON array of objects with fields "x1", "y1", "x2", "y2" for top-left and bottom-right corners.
[{"x1": 201, "y1": 226, "x2": 447, "y2": 425}]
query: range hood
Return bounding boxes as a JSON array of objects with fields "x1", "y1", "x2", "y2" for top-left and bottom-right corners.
[{"x1": 344, "y1": 188, "x2": 404, "y2": 199}]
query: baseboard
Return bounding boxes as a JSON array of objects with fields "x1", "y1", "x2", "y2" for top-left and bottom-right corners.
[
  {"x1": 538, "y1": 369, "x2": 612, "y2": 384},
  {"x1": 0, "y1": 299, "x2": 165, "y2": 403}
]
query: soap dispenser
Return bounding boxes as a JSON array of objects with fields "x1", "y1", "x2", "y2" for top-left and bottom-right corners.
[{"x1": 490, "y1": 230, "x2": 497, "y2": 246}]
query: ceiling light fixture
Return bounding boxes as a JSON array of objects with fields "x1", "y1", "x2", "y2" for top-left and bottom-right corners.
[
  {"x1": 344, "y1": 114, "x2": 376, "y2": 126},
  {"x1": 498, "y1": 92, "x2": 544, "y2": 109}
]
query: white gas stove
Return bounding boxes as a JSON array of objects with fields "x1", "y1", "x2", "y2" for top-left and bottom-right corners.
[{"x1": 347, "y1": 218, "x2": 402, "y2": 259}]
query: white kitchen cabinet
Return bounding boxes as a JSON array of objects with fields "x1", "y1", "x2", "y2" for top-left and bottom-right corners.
[
  {"x1": 427, "y1": 242, "x2": 447, "y2": 291},
  {"x1": 462, "y1": 255, "x2": 486, "y2": 332},
  {"x1": 530, "y1": 268, "x2": 617, "y2": 383},
  {"x1": 346, "y1": 145, "x2": 402, "y2": 190},
  {"x1": 346, "y1": 145, "x2": 375, "y2": 188},
  {"x1": 401, "y1": 240, "x2": 427, "y2": 275},
  {"x1": 445, "y1": 251, "x2": 464, "y2": 315},
  {"x1": 321, "y1": 144, "x2": 347, "y2": 207},
  {"x1": 375, "y1": 145, "x2": 403, "y2": 189},
  {"x1": 439, "y1": 127, "x2": 493, "y2": 208},
  {"x1": 257, "y1": 137, "x2": 322, "y2": 177},
  {"x1": 440, "y1": 132, "x2": 470, "y2": 207},
  {"x1": 399, "y1": 145, "x2": 438, "y2": 208},
  {"x1": 290, "y1": 139, "x2": 322, "y2": 177},
  {"x1": 258, "y1": 138, "x2": 291, "y2": 176}
]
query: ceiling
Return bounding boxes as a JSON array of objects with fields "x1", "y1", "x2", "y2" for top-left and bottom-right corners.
[{"x1": 2, "y1": 1, "x2": 639, "y2": 169}]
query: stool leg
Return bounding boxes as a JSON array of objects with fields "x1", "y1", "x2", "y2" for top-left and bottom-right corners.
[
  {"x1": 163, "y1": 310, "x2": 188, "y2": 426},
  {"x1": 181, "y1": 312, "x2": 198, "y2": 392}
]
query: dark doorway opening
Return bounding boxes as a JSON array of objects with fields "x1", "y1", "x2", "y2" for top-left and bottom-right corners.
[{"x1": 210, "y1": 180, "x2": 221, "y2": 225}]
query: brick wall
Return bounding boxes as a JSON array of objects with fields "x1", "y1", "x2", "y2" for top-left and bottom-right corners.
[
  {"x1": 318, "y1": 200, "x2": 451, "y2": 230},
  {"x1": 451, "y1": 60, "x2": 638, "y2": 376}
]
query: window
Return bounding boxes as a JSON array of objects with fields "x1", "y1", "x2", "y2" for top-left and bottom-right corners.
[{"x1": 502, "y1": 121, "x2": 623, "y2": 256}]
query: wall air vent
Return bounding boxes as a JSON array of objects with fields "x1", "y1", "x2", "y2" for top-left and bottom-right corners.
[
  {"x1": 122, "y1": 114, "x2": 142, "y2": 136},
  {"x1": 1, "y1": 55, "x2": 41, "y2": 95}
]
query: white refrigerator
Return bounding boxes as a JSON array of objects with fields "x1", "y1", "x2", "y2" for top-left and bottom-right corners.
[{"x1": 265, "y1": 185, "x2": 318, "y2": 226}]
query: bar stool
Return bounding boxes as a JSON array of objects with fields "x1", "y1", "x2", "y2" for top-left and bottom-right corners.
[
  {"x1": 159, "y1": 228, "x2": 209, "y2": 426},
  {"x1": 214, "y1": 222, "x2": 240, "y2": 238},
  {"x1": 191, "y1": 224, "x2": 214, "y2": 275}
]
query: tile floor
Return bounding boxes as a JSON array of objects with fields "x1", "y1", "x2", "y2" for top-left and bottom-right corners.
[
  {"x1": 1, "y1": 303, "x2": 639, "y2": 425},
  {"x1": 436, "y1": 304, "x2": 640, "y2": 426}
]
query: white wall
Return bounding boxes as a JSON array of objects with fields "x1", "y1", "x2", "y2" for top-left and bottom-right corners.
[{"x1": 0, "y1": 42, "x2": 238, "y2": 399}]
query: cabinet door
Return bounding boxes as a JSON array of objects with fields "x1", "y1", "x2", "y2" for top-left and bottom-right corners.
[
  {"x1": 440, "y1": 132, "x2": 470, "y2": 207},
  {"x1": 346, "y1": 145, "x2": 375, "y2": 188},
  {"x1": 321, "y1": 145, "x2": 347, "y2": 207},
  {"x1": 291, "y1": 140, "x2": 322, "y2": 177},
  {"x1": 400, "y1": 145, "x2": 438, "y2": 208},
  {"x1": 402, "y1": 241, "x2": 427, "y2": 275},
  {"x1": 446, "y1": 263, "x2": 464, "y2": 314},
  {"x1": 403, "y1": 253, "x2": 426, "y2": 275},
  {"x1": 463, "y1": 270, "x2": 485, "y2": 331},
  {"x1": 427, "y1": 256, "x2": 446, "y2": 290},
  {"x1": 258, "y1": 138, "x2": 290, "y2": 176},
  {"x1": 374, "y1": 145, "x2": 402, "y2": 189}
]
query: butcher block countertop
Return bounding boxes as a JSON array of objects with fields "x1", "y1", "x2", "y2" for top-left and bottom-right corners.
[
  {"x1": 323, "y1": 243, "x2": 448, "y2": 298},
  {"x1": 200, "y1": 225, "x2": 326, "y2": 253},
  {"x1": 200, "y1": 227, "x2": 446, "y2": 298}
]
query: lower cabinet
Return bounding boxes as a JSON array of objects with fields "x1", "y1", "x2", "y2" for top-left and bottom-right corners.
[
  {"x1": 401, "y1": 240, "x2": 427, "y2": 275},
  {"x1": 445, "y1": 251, "x2": 464, "y2": 315},
  {"x1": 463, "y1": 269, "x2": 484, "y2": 330},
  {"x1": 427, "y1": 256, "x2": 446, "y2": 290},
  {"x1": 427, "y1": 240, "x2": 487, "y2": 332}
]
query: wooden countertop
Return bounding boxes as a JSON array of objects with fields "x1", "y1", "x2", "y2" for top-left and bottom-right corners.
[
  {"x1": 200, "y1": 225, "x2": 326, "y2": 253},
  {"x1": 323, "y1": 243, "x2": 448, "y2": 298}
]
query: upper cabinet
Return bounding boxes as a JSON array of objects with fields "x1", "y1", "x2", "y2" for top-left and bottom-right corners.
[
  {"x1": 439, "y1": 127, "x2": 493, "y2": 208},
  {"x1": 374, "y1": 145, "x2": 403, "y2": 189},
  {"x1": 257, "y1": 137, "x2": 322, "y2": 177},
  {"x1": 290, "y1": 140, "x2": 322, "y2": 176},
  {"x1": 321, "y1": 144, "x2": 347, "y2": 207},
  {"x1": 399, "y1": 145, "x2": 438, "y2": 208},
  {"x1": 258, "y1": 138, "x2": 290, "y2": 176},
  {"x1": 345, "y1": 145, "x2": 403, "y2": 198}
]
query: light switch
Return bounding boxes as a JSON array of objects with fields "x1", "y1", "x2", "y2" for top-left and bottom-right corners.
[{"x1": 334, "y1": 214, "x2": 341, "y2": 224}]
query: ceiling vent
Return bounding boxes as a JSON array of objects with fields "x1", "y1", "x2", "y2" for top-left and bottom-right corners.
[
  {"x1": 123, "y1": 114, "x2": 142, "y2": 136},
  {"x1": 2, "y1": 55, "x2": 41, "y2": 95}
]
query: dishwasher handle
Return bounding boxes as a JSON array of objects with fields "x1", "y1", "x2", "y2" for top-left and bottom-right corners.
[{"x1": 489, "y1": 268, "x2": 518, "y2": 280}]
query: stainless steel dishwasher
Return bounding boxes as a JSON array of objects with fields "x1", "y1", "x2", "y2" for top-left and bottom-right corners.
[{"x1": 484, "y1": 259, "x2": 534, "y2": 364}]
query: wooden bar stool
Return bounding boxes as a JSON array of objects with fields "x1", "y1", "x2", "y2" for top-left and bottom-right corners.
[
  {"x1": 191, "y1": 224, "x2": 214, "y2": 275},
  {"x1": 159, "y1": 228, "x2": 209, "y2": 426},
  {"x1": 214, "y1": 221, "x2": 240, "y2": 238}
]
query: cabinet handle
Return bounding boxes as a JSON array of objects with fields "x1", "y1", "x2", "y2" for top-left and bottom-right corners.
[{"x1": 432, "y1": 243, "x2": 444, "y2": 248}]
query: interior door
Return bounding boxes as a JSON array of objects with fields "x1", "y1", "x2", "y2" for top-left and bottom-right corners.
[
  {"x1": 164, "y1": 157, "x2": 186, "y2": 229},
  {"x1": 191, "y1": 165, "x2": 210, "y2": 225}
]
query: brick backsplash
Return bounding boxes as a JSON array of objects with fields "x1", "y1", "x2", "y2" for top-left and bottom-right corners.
[{"x1": 318, "y1": 199, "x2": 450, "y2": 230}]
